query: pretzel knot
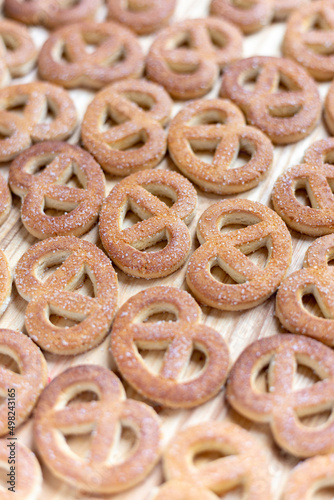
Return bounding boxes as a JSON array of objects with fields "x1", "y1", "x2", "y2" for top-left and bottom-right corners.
[
  {"x1": 99, "y1": 170, "x2": 197, "y2": 279},
  {"x1": 34, "y1": 365, "x2": 162, "y2": 494},
  {"x1": 82, "y1": 80, "x2": 172, "y2": 176},
  {"x1": 111, "y1": 286, "x2": 230, "y2": 408},
  {"x1": 283, "y1": 454, "x2": 334, "y2": 499},
  {"x1": 186, "y1": 199, "x2": 292, "y2": 311},
  {"x1": 220, "y1": 56, "x2": 321, "y2": 144},
  {"x1": 146, "y1": 18, "x2": 243, "y2": 99},
  {"x1": 168, "y1": 98, "x2": 273, "y2": 195},
  {"x1": 210, "y1": 0, "x2": 274, "y2": 34},
  {"x1": 227, "y1": 334, "x2": 334, "y2": 457},
  {"x1": 9, "y1": 142, "x2": 105, "y2": 239},
  {"x1": 14, "y1": 236, "x2": 118, "y2": 355},
  {"x1": 38, "y1": 21, "x2": 144, "y2": 89}
]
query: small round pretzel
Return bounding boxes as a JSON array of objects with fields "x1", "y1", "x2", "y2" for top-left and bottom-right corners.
[
  {"x1": 220, "y1": 56, "x2": 321, "y2": 144},
  {"x1": 0, "y1": 175, "x2": 11, "y2": 229},
  {"x1": 0, "y1": 329, "x2": 47, "y2": 436},
  {"x1": 168, "y1": 98, "x2": 273, "y2": 195},
  {"x1": 274, "y1": 0, "x2": 310, "y2": 20},
  {"x1": 14, "y1": 236, "x2": 118, "y2": 355},
  {"x1": 227, "y1": 334, "x2": 334, "y2": 457},
  {"x1": 111, "y1": 286, "x2": 230, "y2": 408},
  {"x1": 325, "y1": 78, "x2": 334, "y2": 135},
  {"x1": 163, "y1": 421, "x2": 271, "y2": 499},
  {"x1": 81, "y1": 80, "x2": 172, "y2": 176},
  {"x1": 0, "y1": 82, "x2": 77, "y2": 162},
  {"x1": 38, "y1": 21, "x2": 144, "y2": 90},
  {"x1": 210, "y1": 0, "x2": 274, "y2": 34},
  {"x1": 186, "y1": 199, "x2": 292, "y2": 311},
  {"x1": 9, "y1": 142, "x2": 105, "y2": 239},
  {"x1": 0, "y1": 248, "x2": 11, "y2": 316},
  {"x1": 152, "y1": 481, "x2": 219, "y2": 500},
  {"x1": 99, "y1": 169, "x2": 197, "y2": 279},
  {"x1": 107, "y1": 0, "x2": 176, "y2": 35},
  {"x1": 34, "y1": 364, "x2": 162, "y2": 494},
  {"x1": 272, "y1": 138, "x2": 334, "y2": 236},
  {"x1": 283, "y1": 454, "x2": 334, "y2": 499},
  {"x1": 146, "y1": 18, "x2": 243, "y2": 100}
]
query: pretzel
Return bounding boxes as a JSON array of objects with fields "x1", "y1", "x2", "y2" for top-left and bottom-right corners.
[
  {"x1": 81, "y1": 80, "x2": 172, "y2": 176},
  {"x1": 220, "y1": 56, "x2": 321, "y2": 144},
  {"x1": 210, "y1": 0, "x2": 274, "y2": 34},
  {"x1": 283, "y1": 454, "x2": 334, "y2": 499},
  {"x1": 3, "y1": 0, "x2": 101, "y2": 30},
  {"x1": 272, "y1": 138, "x2": 334, "y2": 236},
  {"x1": 168, "y1": 98, "x2": 273, "y2": 195},
  {"x1": 0, "y1": 174, "x2": 11, "y2": 229},
  {"x1": 0, "y1": 248, "x2": 11, "y2": 316},
  {"x1": 325, "y1": 79, "x2": 334, "y2": 135},
  {"x1": 152, "y1": 481, "x2": 219, "y2": 500},
  {"x1": 0, "y1": 440, "x2": 42, "y2": 499},
  {"x1": 107, "y1": 0, "x2": 176, "y2": 35},
  {"x1": 34, "y1": 364, "x2": 161, "y2": 494},
  {"x1": 0, "y1": 82, "x2": 77, "y2": 162},
  {"x1": 0, "y1": 328, "x2": 47, "y2": 436},
  {"x1": 227, "y1": 334, "x2": 334, "y2": 457},
  {"x1": 274, "y1": 0, "x2": 310, "y2": 20},
  {"x1": 14, "y1": 236, "x2": 118, "y2": 355},
  {"x1": 162, "y1": 421, "x2": 271, "y2": 499},
  {"x1": 146, "y1": 18, "x2": 243, "y2": 100},
  {"x1": 99, "y1": 169, "x2": 197, "y2": 279},
  {"x1": 111, "y1": 286, "x2": 230, "y2": 408},
  {"x1": 186, "y1": 199, "x2": 292, "y2": 311},
  {"x1": 9, "y1": 142, "x2": 105, "y2": 239},
  {"x1": 38, "y1": 21, "x2": 144, "y2": 90}
]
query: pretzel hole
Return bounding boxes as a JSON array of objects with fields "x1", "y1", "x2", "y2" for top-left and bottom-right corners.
[
  {"x1": 169, "y1": 32, "x2": 192, "y2": 50},
  {"x1": 302, "y1": 293, "x2": 325, "y2": 318},
  {"x1": 73, "y1": 271, "x2": 96, "y2": 298},
  {"x1": 144, "y1": 311, "x2": 177, "y2": 323},
  {"x1": 0, "y1": 353, "x2": 20, "y2": 375},
  {"x1": 244, "y1": 245, "x2": 269, "y2": 269},
  {"x1": 0, "y1": 466, "x2": 9, "y2": 490},
  {"x1": 35, "y1": 252, "x2": 71, "y2": 282},
  {"x1": 65, "y1": 431, "x2": 95, "y2": 459},
  {"x1": 311, "y1": 484, "x2": 334, "y2": 499},
  {"x1": 3, "y1": 101, "x2": 26, "y2": 118},
  {"x1": 38, "y1": 100, "x2": 57, "y2": 125},
  {"x1": 143, "y1": 185, "x2": 176, "y2": 208},
  {"x1": 0, "y1": 34, "x2": 20, "y2": 52},
  {"x1": 58, "y1": 0, "x2": 82, "y2": 9},
  {"x1": 110, "y1": 425, "x2": 137, "y2": 464},
  {"x1": 241, "y1": 69, "x2": 260, "y2": 91},
  {"x1": 308, "y1": 13, "x2": 329, "y2": 31},
  {"x1": 120, "y1": 92, "x2": 155, "y2": 112},
  {"x1": 268, "y1": 104, "x2": 302, "y2": 118},
  {"x1": 193, "y1": 449, "x2": 228, "y2": 468},
  {"x1": 229, "y1": 0, "x2": 258, "y2": 9},
  {"x1": 49, "y1": 314, "x2": 81, "y2": 329},
  {"x1": 182, "y1": 348, "x2": 206, "y2": 380},
  {"x1": 298, "y1": 408, "x2": 333, "y2": 428},
  {"x1": 211, "y1": 265, "x2": 238, "y2": 285},
  {"x1": 127, "y1": 0, "x2": 154, "y2": 13},
  {"x1": 294, "y1": 188, "x2": 312, "y2": 207},
  {"x1": 137, "y1": 348, "x2": 166, "y2": 375},
  {"x1": 207, "y1": 28, "x2": 227, "y2": 49},
  {"x1": 0, "y1": 127, "x2": 14, "y2": 140}
]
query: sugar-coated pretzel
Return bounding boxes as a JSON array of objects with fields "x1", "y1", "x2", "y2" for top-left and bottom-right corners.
[
  {"x1": 210, "y1": 0, "x2": 274, "y2": 35},
  {"x1": 107, "y1": 0, "x2": 176, "y2": 35},
  {"x1": 283, "y1": 454, "x2": 334, "y2": 499},
  {"x1": 34, "y1": 365, "x2": 162, "y2": 494},
  {"x1": 81, "y1": 80, "x2": 172, "y2": 176},
  {"x1": 146, "y1": 18, "x2": 243, "y2": 100},
  {"x1": 38, "y1": 21, "x2": 144, "y2": 90},
  {"x1": 272, "y1": 138, "x2": 334, "y2": 236},
  {"x1": 274, "y1": 0, "x2": 310, "y2": 20},
  {"x1": 0, "y1": 174, "x2": 11, "y2": 229},
  {"x1": 0, "y1": 82, "x2": 77, "y2": 162},
  {"x1": 0, "y1": 248, "x2": 11, "y2": 316},
  {"x1": 0, "y1": 329, "x2": 47, "y2": 436},
  {"x1": 9, "y1": 142, "x2": 105, "y2": 239},
  {"x1": 220, "y1": 56, "x2": 321, "y2": 144},
  {"x1": 152, "y1": 480, "x2": 219, "y2": 500},
  {"x1": 111, "y1": 286, "x2": 230, "y2": 408},
  {"x1": 163, "y1": 421, "x2": 271, "y2": 499},
  {"x1": 227, "y1": 334, "x2": 334, "y2": 457},
  {"x1": 14, "y1": 236, "x2": 118, "y2": 355},
  {"x1": 325, "y1": 78, "x2": 334, "y2": 135},
  {"x1": 99, "y1": 169, "x2": 197, "y2": 279},
  {"x1": 168, "y1": 98, "x2": 273, "y2": 195},
  {"x1": 186, "y1": 199, "x2": 292, "y2": 311}
]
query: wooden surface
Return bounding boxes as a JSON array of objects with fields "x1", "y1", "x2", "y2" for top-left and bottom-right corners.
[{"x1": 0, "y1": 1, "x2": 333, "y2": 499}]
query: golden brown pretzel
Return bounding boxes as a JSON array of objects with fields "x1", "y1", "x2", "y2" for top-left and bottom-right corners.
[
  {"x1": 9, "y1": 142, "x2": 105, "y2": 239},
  {"x1": 186, "y1": 199, "x2": 292, "y2": 311},
  {"x1": 325, "y1": 78, "x2": 334, "y2": 135},
  {"x1": 99, "y1": 169, "x2": 197, "y2": 279},
  {"x1": 14, "y1": 236, "x2": 118, "y2": 355},
  {"x1": 272, "y1": 138, "x2": 334, "y2": 236},
  {"x1": 210, "y1": 0, "x2": 274, "y2": 34},
  {"x1": 0, "y1": 82, "x2": 77, "y2": 162},
  {"x1": 38, "y1": 21, "x2": 144, "y2": 90},
  {"x1": 146, "y1": 18, "x2": 243, "y2": 100},
  {"x1": 34, "y1": 364, "x2": 162, "y2": 494},
  {"x1": 111, "y1": 286, "x2": 230, "y2": 408},
  {"x1": 168, "y1": 98, "x2": 273, "y2": 195},
  {"x1": 220, "y1": 56, "x2": 321, "y2": 144},
  {"x1": 152, "y1": 481, "x2": 219, "y2": 500},
  {"x1": 0, "y1": 174, "x2": 11, "y2": 229},
  {"x1": 81, "y1": 80, "x2": 172, "y2": 176},
  {"x1": 107, "y1": 0, "x2": 176, "y2": 35},
  {"x1": 283, "y1": 454, "x2": 334, "y2": 499},
  {"x1": 227, "y1": 334, "x2": 334, "y2": 457},
  {"x1": 0, "y1": 248, "x2": 11, "y2": 316}
]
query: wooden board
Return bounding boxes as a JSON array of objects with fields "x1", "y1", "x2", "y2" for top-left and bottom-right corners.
[{"x1": 0, "y1": 1, "x2": 332, "y2": 499}]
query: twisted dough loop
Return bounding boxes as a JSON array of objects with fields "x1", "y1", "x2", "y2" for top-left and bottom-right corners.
[
  {"x1": 210, "y1": 0, "x2": 274, "y2": 34},
  {"x1": 283, "y1": 454, "x2": 334, "y2": 499}
]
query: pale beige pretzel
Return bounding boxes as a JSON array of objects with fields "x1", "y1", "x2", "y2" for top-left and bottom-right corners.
[
  {"x1": 227, "y1": 334, "x2": 334, "y2": 457},
  {"x1": 107, "y1": 0, "x2": 176, "y2": 35},
  {"x1": 0, "y1": 82, "x2": 77, "y2": 162},
  {"x1": 152, "y1": 481, "x2": 219, "y2": 500},
  {"x1": 81, "y1": 80, "x2": 172, "y2": 176},
  {"x1": 9, "y1": 142, "x2": 105, "y2": 239},
  {"x1": 210, "y1": 0, "x2": 274, "y2": 34},
  {"x1": 14, "y1": 236, "x2": 118, "y2": 355},
  {"x1": 186, "y1": 199, "x2": 292, "y2": 311},
  {"x1": 111, "y1": 286, "x2": 230, "y2": 408},
  {"x1": 283, "y1": 454, "x2": 334, "y2": 499},
  {"x1": 325, "y1": 78, "x2": 334, "y2": 135},
  {"x1": 34, "y1": 364, "x2": 162, "y2": 494},
  {"x1": 0, "y1": 175, "x2": 11, "y2": 229},
  {"x1": 146, "y1": 18, "x2": 243, "y2": 100},
  {"x1": 38, "y1": 21, "x2": 144, "y2": 90},
  {"x1": 99, "y1": 170, "x2": 197, "y2": 279},
  {"x1": 163, "y1": 422, "x2": 271, "y2": 499},
  {"x1": 272, "y1": 138, "x2": 334, "y2": 236},
  {"x1": 0, "y1": 249, "x2": 11, "y2": 316},
  {"x1": 274, "y1": 0, "x2": 310, "y2": 20},
  {"x1": 220, "y1": 56, "x2": 321, "y2": 144},
  {"x1": 0, "y1": 329, "x2": 47, "y2": 436},
  {"x1": 0, "y1": 440, "x2": 42, "y2": 499},
  {"x1": 168, "y1": 98, "x2": 273, "y2": 195}
]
